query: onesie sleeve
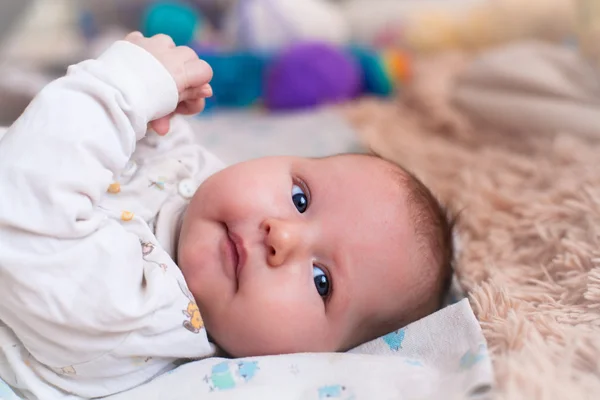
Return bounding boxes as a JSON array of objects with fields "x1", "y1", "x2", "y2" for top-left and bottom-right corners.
[
  {"x1": 0, "y1": 40, "x2": 177, "y2": 239},
  {"x1": 0, "y1": 42, "x2": 212, "y2": 398}
]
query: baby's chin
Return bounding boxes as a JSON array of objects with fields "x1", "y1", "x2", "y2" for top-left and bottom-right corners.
[
  {"x1": 214, "y1": 338, "x2": 331, "y2": 359},
  {"x1": 207, "y1": 320, "x2": 344, "y2": 358}
]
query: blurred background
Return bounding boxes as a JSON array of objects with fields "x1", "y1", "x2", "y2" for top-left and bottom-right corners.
[{"x1": 0, "y1": 0, "x2": 598, "y2": 161}]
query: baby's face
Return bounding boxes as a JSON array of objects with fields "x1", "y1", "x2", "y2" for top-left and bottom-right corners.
[{"x1": 178, "y1": 155, "x2": 420, "y2": 356}]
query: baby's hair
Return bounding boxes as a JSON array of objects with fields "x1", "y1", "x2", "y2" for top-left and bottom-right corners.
[
  {"x1": 400, "y1": 167, "x2": 456, "y2": 312},
  {"x1": 366, "y1": 152, "x2": 455, "y2": 313}
]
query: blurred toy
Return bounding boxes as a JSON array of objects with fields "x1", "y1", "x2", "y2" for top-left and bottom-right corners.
[
  {"x1": 264, "y1": 42, "x2": 361, "y2": 111},
  {"x1": 195, "y1": 50, "x2": 268, "y2": 109},
  {"x1": 341, "y1": 0, "x2": 577, "y2": 53},
  {"x1": 407, "y1": 0, "x2": 576, "y2": 52},
  {"x1": 195, "y1": 41, "x2": 410, "y2": 111},
  {"x1": 81, "y1": 0, "x2": 232, "y2": 37},
  {"x1": 142, "y1": 1, "x2": 207, "y2": 46},
  {"x1": 221, "y1": 0, "x2": 350, "y2": 52},
  {"x1": 85, "y1": 0, "x2": 410, "y2": 112},
  {"x1": 350, "y1": 46, "x2": 411, "y2": 97}
]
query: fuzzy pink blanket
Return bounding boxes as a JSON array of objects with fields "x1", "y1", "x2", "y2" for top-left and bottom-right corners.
[{"x1": 342, "y1": 53, "x2": 600, "y2": 399}]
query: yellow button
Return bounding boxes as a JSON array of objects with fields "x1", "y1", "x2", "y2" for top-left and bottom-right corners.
[
  {"x1": 107, "y1": 182, "x2": 121, "y2": 194},
  {"x1": 121, "y1": 211, "x2": 134, "y2": 221}
]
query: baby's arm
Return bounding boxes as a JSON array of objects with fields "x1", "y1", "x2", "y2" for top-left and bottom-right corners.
[
  {"x1": 0, "y1": 33, "x2": 210, "y2": 238},
  {"x1": 0, "y1": 34, "x2": 212, "y2": 397}
]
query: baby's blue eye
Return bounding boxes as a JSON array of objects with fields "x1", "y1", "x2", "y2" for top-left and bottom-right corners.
[
  {"x1": 292, "y1": 183, "x2": 308, "y2": 214},
  {"x1": 313, "y1": 265, "x2": 330, "y2": 298}
]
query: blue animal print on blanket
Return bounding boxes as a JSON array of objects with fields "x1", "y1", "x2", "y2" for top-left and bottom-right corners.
[
  {"x1": 460, "y1": 344, "x2": 488, "y2": 369},
  {"x1": 382, "y1": 328, "x2": 406, "y2": 351},
  {"x1": 318, "y1": 384, "x2": 355, "y2": 399},
  {"x1": 204, "y1": 360, "x2": 259, "y2": 391},
  {"x1": 237, "y1": 360, "x2": 259, "y2": 380},
  {"x1": 404, "y1": 359, "x2": 423, "y2": 367}
]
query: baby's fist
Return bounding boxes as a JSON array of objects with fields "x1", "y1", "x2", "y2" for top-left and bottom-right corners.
[{"x1": 125, "y1": 32, "x2": 213, "y2": 135}]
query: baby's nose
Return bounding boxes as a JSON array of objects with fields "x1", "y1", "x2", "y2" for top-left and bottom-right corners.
[{"x1": 261, "y1": 218, "x2": 307, "y2": 267}]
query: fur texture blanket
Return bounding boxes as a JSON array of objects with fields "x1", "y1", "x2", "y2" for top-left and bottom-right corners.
[{"x1": 342, "y1": 52, "x2": 600, "y2": 400}]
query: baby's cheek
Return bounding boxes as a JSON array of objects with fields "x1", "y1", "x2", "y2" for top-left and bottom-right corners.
[{"x1": 238, "y1": 285, "x2": 329, "y2": 352}]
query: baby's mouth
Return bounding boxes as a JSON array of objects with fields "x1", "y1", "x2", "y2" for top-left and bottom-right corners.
[{"x1": 225, "y1": 225, "x2": 246, "y2": 284}]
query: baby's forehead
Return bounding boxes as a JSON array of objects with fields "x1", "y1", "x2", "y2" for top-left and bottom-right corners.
[
  {"x1": 306, "y1": 153, "x2": 413, "y2": 240},
  {"x1": 317, "y1": 153, "x2": 406, "y2": 178},
  {"x1": 314, "y1": 154, "x2": 410, "y2": 196},
  {"x1": 311, "y1": 154, "x2": 417, "y2": 276}
]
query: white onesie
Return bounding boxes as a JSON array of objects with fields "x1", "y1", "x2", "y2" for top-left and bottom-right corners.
[{"x1": 0, "y1": 41, "x2": 225, "y2": 399}]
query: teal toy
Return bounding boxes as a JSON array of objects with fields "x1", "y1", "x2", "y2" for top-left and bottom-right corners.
[
  {"x1": 142, "y1": 2, "x2": 202, "y2": 47},
  {"x1": 194, "y1": 49, "x2": 269, "y2": 110}
]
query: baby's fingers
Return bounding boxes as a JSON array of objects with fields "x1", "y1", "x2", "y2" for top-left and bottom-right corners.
[
  {"x1": 180, "y1": 84, "x2": 212, "y2": 101},
  {"x1": 149, "y1": 114, "x2": 173, "y2": 136},
  {"x1": 176, "y1": 97, "x2": 206, "y2": 116},
  {"x1": 184, "y1": 59, "x2": 213, "y2": 92},
  {"x1": 125, "y1": 31, "x2": 144, "y2": 43},
  {"x1": 178, "y1": 83, "x2": 211, "y2": 115}
]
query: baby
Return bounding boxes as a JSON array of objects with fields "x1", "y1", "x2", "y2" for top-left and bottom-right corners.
[{"x1": 0, "y1": 33, "x2": 454, "y2": 399}]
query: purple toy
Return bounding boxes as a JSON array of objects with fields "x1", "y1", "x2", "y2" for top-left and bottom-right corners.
[{"x1": 264, "y1": 42, "x2": 362, "y2": 111}]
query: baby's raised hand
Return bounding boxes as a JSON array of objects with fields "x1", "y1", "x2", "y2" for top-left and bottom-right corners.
[{"x1": 124, "y1": 32, "x2": 213, "y2": 135}]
